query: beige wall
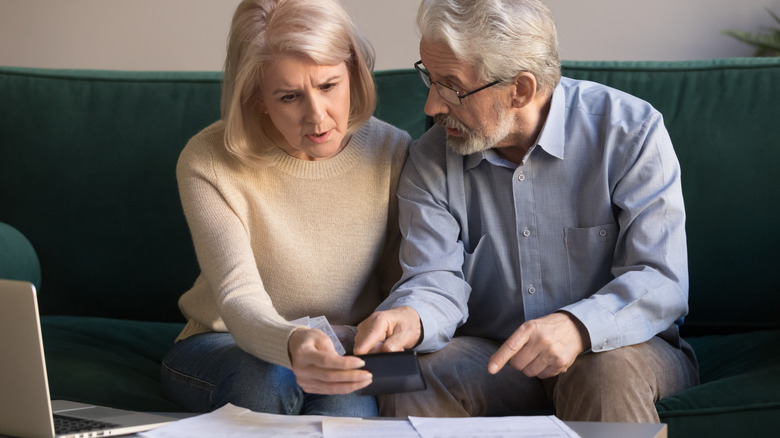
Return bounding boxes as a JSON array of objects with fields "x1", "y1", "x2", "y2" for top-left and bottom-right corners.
[{"x1": 0, "y1": 0, "x2": 776, "y2": 72}]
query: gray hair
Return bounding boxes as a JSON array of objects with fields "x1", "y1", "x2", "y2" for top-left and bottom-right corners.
[
  {"x1": 222, "y1": 0, "x2": 376, "y2": 167},
  {"x1": 417, "y1": 0, "x2": 561, "y2": 93}
]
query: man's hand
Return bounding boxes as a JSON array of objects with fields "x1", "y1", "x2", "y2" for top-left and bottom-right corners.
[
  {"x1": 352, "y1": 306, "x2": 422, "y2": 355},
  {"x1": 488, "y1": 312, "x2": 591, "y2": 379},
  {"x1": 288, "y1": 327, "x2": 372, "y2": 395}
]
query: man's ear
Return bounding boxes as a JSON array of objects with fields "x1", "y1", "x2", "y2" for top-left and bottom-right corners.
[{"x1": 511, "y1": 72, "x2": 537, "y2": 108}]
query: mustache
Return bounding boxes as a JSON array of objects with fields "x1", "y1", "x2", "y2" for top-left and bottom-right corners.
[{"x1": 433, "y1": 114, "x2": 469, "y2": 133}]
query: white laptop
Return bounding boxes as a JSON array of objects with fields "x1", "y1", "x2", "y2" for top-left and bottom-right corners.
[{"x1": 0, "y1": 279, "x2": 176, "y2": 438}]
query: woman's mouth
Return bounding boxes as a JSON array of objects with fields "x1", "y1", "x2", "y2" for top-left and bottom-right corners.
[{"x1": 306, "y1": 130, "x2": 332, "y2": 144}]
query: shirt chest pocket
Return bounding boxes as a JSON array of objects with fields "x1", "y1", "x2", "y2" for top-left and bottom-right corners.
[{"x1": 564, "y1": 222, "x2": 618, "y2": 300}]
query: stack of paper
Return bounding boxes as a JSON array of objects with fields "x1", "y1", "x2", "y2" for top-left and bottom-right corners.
[{"x1": 140, "y1": 404, "x2": 581, "y2": 437}]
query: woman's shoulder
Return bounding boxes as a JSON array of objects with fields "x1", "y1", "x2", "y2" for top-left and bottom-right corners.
[
  {"x1": 176, "y1": 120, "x2": 250, "y2": 181},
  {"x1": 363, "y1": 116, "x2": 411, "y2": 142},
  {"x1": 182, "y1": 121, "x2": 226, "y2": 155},
  {"x1": 178, "y1": 121, "x2": 233, "y2": 167},
  {"x1": 355, "y1": 117, "x2": 411, "y2": 160}
]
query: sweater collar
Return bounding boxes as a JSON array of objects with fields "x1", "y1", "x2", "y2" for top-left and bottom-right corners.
[{"x1": 271, "y1": 119, "x2": 371, "y2": 179}]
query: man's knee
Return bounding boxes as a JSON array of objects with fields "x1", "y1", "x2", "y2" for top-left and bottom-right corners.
[
  {"x1": 553, "y1": 344, "x2": 660, "y2": 422},
  {"x1": 559, "y1": 345, "x2": 650, "y2": 392},
  {"x1": 378, "y1": 337, "x2": 502, "y2": 417}
]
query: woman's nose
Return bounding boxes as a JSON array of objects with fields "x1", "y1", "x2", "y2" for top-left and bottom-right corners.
[{"x1": 305, "y1": 96, "x2": 327, "y2": 124}]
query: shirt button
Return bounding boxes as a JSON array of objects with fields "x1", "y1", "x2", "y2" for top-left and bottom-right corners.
[
  {"x1": 599, "y1": 229, "x2": 607, "y2": 237},
  {"x1": 523, "y1": 227, "x2": 531, "y2": 237},
  {"x1": 517, "y1": 172, "x2": 525, "y2": 182},
  {"x1": 528, "y1": 285, "x2": 536, "y2": 294}
]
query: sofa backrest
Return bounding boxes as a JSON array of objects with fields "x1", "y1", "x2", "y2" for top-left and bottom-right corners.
[
  {"x1": 561, "y1": 59, "x2": 780, "y2": 334},
  {"x1": 1, "y1": 59, "x2": 778, "y2": 333},
  {"x1": 0, "y1": 67, "x2": 428, "y2": 321}
]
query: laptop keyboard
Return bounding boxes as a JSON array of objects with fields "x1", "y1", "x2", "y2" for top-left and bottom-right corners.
[{"x1": 53, "y1": 414, "x2": 120, "y2": 434}]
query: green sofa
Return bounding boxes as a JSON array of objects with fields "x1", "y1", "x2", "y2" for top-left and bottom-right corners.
[{"x1": 1, "y1": 58, "x2": 779, "y2": 437}]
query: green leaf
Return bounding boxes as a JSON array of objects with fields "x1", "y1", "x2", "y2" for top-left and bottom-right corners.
[
  {"x1": 768, "y1": 8, "x2": 780, "y2": 26},
  {"x1": 723, "y1": 30, "x2": 780, "y2": 51},
  {"x1": 722, "y1": 9, "x2": 780, "y2": 56}
]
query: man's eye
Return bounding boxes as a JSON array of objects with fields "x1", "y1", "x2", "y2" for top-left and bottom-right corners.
[{"x1": 444, "y1": 83, "x2": 461, "y2": 93}]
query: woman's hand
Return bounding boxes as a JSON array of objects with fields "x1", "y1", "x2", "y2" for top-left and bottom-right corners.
[{"x1": 288, "y1": 327, "x2": 372, "y2": 395}]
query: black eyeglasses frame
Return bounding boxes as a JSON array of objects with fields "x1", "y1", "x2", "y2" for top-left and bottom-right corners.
[{"x1": 414, "y1": 60, "x2": 502, "y2": 106}]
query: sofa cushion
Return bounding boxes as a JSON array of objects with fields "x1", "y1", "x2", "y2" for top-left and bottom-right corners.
[
  {"x1": 658, "y1": 331, "x2": 780, "y2": 437},
  {"x1": 562, "y1": 59, "x2": 780, "y2": 334},
  {"x1": 0, "y1": 67, "x2": 430, "y2": 322},
  {"x1": 41, "y1": 315, "x2": 185, "y2": 412},
  {"x1": 0, "y1": 68, "x2": 218, "y2": 321},
  {"x1": 0, "y1": 221, "x2": 41, "y2": 288}
]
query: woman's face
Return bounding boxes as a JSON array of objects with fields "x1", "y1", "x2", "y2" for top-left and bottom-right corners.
[{"x1": 259, "y1": 56, "x2": 352, "y2": 161}]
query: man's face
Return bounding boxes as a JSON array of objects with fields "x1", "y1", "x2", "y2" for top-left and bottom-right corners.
[{"x1": 419, "y1": 40, "x2": 516, "y2": 155}]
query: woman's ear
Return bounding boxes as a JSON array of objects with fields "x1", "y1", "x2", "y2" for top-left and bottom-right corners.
[
  {"x1": 511, "y1": 72, "x2": 538, "y2": 108},
  {"x1": 257, "y1": 100, "x2": 268, "y2": 115}
]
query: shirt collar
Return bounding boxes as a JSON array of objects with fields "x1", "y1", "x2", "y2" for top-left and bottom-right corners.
[
  {"x1": 536, "y1": 82, "x2": 566, "y2": 161},
  {"x1": 463, "y1": 82, "x2": 567, "y2": 170},
  {"x1": 465, "y1": 149, "x2": 515, "y2": 170}
]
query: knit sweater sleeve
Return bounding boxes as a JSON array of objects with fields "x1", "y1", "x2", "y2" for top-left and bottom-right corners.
[{"x1": 176, "y1": 123, "x2": 299, "y2": 368}]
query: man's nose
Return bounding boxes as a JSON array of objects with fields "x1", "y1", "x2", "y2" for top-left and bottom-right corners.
[{"x1": 423, "y1": 85, "x2": 449, "y2": 117}]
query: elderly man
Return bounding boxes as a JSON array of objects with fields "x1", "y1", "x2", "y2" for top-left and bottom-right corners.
[{"x1": 354, "y1": 0, "x2": 698, "y2": 422}]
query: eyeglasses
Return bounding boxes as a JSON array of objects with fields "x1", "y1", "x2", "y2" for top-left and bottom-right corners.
[{"x1": 414, "y1": 60, "x2": 501, "y2": 106}]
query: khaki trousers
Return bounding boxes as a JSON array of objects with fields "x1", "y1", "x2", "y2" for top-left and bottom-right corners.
[{"x1": 379, "y1": 335, "x2": 698, "y2": 422}]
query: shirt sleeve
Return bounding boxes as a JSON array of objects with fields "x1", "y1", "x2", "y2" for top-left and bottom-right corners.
[
  {"x1": 376, "y1": 135, "x2": 470, "y2": 352},
  {"x1": 561, "y1": 111, "x2": 689, "y2": 352}
]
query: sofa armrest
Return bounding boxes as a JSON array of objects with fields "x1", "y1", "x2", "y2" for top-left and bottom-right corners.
[{"x1": 0, "y1": 222, "x2": 42, "y2": 288}]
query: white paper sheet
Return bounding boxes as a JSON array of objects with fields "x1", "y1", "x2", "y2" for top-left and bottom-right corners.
[
  {"x1": 290, "y1": 315, "x2": 346, "y2": 355},
  {"x1": 139, "y1": 404, "x2": 322, "y2": 438},
  {"x1": 409, "y1": 415, "x2": 581, "y2": 438},
  {"x1": 322, "y1": 417, "x2": 420, "y2": 437},
  {"x1": 139, "y1": 404, "x2": 581, "y2": 438}
]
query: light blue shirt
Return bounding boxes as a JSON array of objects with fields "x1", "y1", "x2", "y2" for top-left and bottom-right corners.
[{"x1": 380, "y1": 77, "x2": 688, "y2": 353}]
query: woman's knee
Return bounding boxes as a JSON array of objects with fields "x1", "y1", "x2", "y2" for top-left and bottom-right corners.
[
  {"x1": 161, "y1": 333, "x2": 303, "y2": 414},
  {"x1": 218, "y1": 365, "x2": 302, "y2": 413}
]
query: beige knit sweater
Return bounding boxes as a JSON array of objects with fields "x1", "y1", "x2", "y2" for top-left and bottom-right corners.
[{"x1": 175, "y1": 117, "x2": 410, "y2": 369}]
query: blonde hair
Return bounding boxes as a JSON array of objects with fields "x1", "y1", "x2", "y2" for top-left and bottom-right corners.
[
  {"x1": 418, "y1": 0, "x2": 561, "y2": 93},
  {"x1": 221, "y1": 0, "x2": 376, "y2": 167}
]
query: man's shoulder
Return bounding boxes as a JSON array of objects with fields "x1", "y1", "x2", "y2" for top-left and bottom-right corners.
[
  {"x1": 559, "y1": 76, "x2": 658, "y2": 120},
  {"x1": 561, "y1": 77, "x2": 654, "y2": 111},
  {"x1": 401, "y1": 124, "x2": 463, "y2": 184},
  {"x1": 409, "y1": 125, "x2": 449, "y2": 160}
]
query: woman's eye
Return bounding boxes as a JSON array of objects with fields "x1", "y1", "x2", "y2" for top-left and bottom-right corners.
[
  {"x1": 321, "y1": 83, "x2": 337, "y2": 91},
  {"x1": 280, "y1": 93, "x2": 297, "y2": 102}
]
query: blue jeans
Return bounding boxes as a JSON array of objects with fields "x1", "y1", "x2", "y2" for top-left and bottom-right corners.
[{"x1": 161, "y1": 332, "x2": 377, "y2": 416}]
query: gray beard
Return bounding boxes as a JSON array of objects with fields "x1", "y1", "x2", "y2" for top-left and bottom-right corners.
[{"x1": 434, "y1": 110, "x2": 515, "y2": 156}]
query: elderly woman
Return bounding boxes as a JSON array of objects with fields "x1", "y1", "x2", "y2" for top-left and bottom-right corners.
[{"x1": 160, "y1": 0, "x2": 410, "y2": 417}]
